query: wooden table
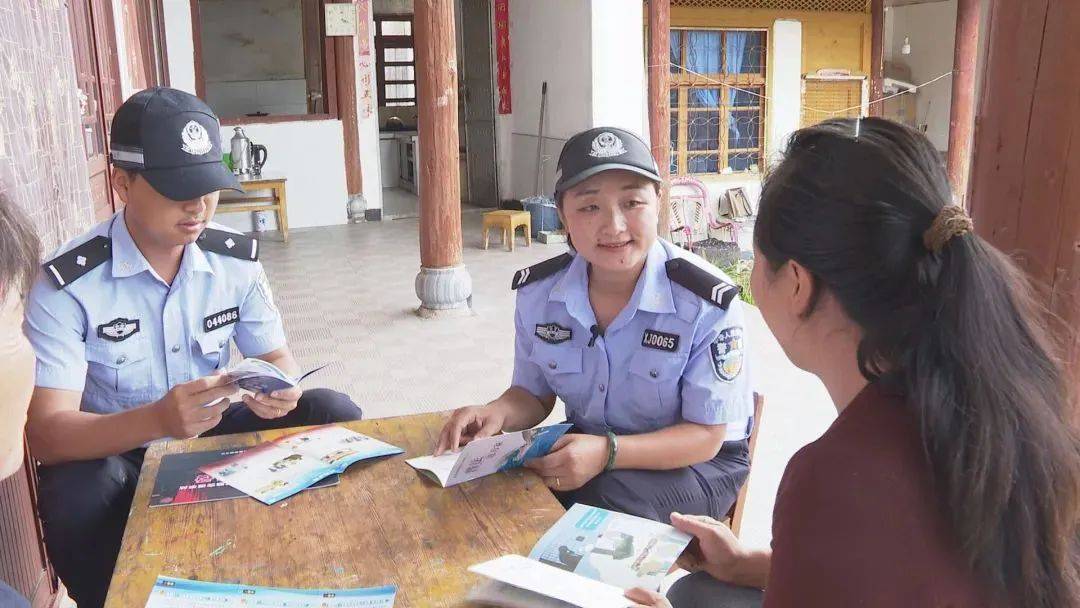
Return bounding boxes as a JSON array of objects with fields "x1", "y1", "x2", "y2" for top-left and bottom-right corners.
[
  {"x1": 217, "y1": 174, "x2": 290, "y2": 242},
  {"x1": 104, "y1": 414, "x2": 565, "y2": 607}
]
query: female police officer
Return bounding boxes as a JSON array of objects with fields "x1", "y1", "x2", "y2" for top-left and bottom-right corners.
[{"x1": 436, "y1": 127, "x2": 754, "y2": 522}]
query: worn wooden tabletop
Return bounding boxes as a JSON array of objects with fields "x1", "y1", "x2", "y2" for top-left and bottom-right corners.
[{"x1": 104, "y1": 413, "x2": 566, "y2": 607}]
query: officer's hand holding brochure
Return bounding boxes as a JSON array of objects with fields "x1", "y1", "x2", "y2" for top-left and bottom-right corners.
[
  {"x1": 142, "y1": 575, "x2": 396, "y2": 608},
  {"x1": 224, "y1": 357, "x2": 328, "y2": 394},
  {"x1": 468, "y1": 504, "x2": 692, "y2": 608},
  {"x1": 200, "y1": 425, "x2": 402, "y2": 505},
  {"x1": 406, "y1": 423, "x2": 572, "y2": 487}
]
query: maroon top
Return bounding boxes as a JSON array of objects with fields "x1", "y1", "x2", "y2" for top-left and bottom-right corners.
[{"x1": 763, "y1": 382, "x2": 992, "y2": 607}]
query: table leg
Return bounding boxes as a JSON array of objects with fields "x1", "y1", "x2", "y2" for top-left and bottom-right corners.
[
  {"x1": 482, "y1": 224, "x2": 490, "y2": 250},
  {"x1": 275, "y1": 184, "x2": 289, "y2": 242},
  {"x1": 508, "y1": 225, "x2": 514, "y2": 252},
  {"x1": 524, "y1": 222, "x2": 532, "y2": 247}
]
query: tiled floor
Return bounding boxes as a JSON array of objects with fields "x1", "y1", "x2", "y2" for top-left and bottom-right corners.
[{"x1": 257, "y1": 211, "x2": 836, "y2": 549}]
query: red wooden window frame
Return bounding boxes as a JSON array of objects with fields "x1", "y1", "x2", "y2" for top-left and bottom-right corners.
[{"x1": 374, "y1": 16, "x2": 416, "y2": 107}]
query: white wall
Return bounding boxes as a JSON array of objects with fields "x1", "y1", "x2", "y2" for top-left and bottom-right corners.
[
  {"x1": 884, "y1": 0, "x2": 956, "y2": 151},
  {"x1": 357, "y1": 2, "x2": 385, "y2": 211},
  {"x1": 589, "y1": 0, "x2": 646, "y2": 135},
  {"x1": 216, "y1": 120, "x2": 349, "y2": 231},
  {"x1": 500, "y1": 0, "x2": 592, "y2": 200},
  {"x1": 162, "y1": 0, "x2": 197, "y2": 94},
  {"x1": 767, "y1": 19, "x2": 802, "y2": 166}
]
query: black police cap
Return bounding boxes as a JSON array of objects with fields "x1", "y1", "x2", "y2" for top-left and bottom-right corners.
[
  {"x1": 554, "y1": 127, "x2": 661, "y2": 198},
  {"x1": 110, "y1": 87, "x2": 242, "y2": 201}
]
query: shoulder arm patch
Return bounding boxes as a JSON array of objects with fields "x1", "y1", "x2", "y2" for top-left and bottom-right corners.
[
  {"x1": 665, "y1": 258, "x2": 741, "y2": 310},
  {"x1": 43, "y1": 236, "x2": 111, "y2": 289},
  {"x1": 197, "y1": 228, "x2": 259, "y2": 261},
  {"x1": 511, "y1": 253, "x2": 574, "y2": 290}
]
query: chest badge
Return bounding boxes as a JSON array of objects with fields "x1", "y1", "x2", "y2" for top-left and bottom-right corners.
[
  {"x1": 710, "y1": 326, "x2": 744, "y2": 382},
  {"x1": 535, "y1": 323, "x2": 572, "y2": 345},
  {"x1": 97, "y1": 317, "x2": 140, "y2": 342},
  {"x1": 204, "y1": 307, "x2": 240, "y2": 332},
  {"x1": 642, "y1": 329, "x2": 680, "y2": 353}
]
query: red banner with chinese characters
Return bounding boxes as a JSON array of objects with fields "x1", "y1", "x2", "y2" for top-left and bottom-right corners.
[{"x1": 495, "y1": 0, "x2": 511, "y2": 114}]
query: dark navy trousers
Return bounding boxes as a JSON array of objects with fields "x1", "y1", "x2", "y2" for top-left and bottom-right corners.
[
  {"x1": 35, "y1": 389, "x2": 361, "y2": 608},
  {"x1": 553, "y1": 437, "x2": 750, "y2": 523}
]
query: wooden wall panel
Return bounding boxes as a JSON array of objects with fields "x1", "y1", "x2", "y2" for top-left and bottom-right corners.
[{"x1": 967, "y1": 0, "x2": 1080, "y2": 380}]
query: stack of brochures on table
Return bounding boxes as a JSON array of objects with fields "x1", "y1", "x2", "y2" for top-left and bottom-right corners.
[
  {"x1": 200, "y1": 425, "x2": 402, "y2": 505},
  {"x1": 225, "y1": 357, "x2": 327, "y2": 393},
  {"x1": 143, "y1": 576, "x2": 396, "y2": 607},
  {"x1": 405, "y1": 423, "x2": 572, "y2": 487},
  {"x1": 469, "y1": 504, "x2": 692, "y2": 608},
  {"x1": 149, "y1": 447, "x2": 338, "y2": 507}
]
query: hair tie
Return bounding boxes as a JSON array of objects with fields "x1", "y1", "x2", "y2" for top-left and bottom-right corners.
[{"x1": 923, "y1": 205, "x2": 973, "y2": 253}]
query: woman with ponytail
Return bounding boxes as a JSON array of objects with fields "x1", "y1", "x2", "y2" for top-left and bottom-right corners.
[{"x1": 626, "y1": 117, "x2": 1079, "y2": 608}]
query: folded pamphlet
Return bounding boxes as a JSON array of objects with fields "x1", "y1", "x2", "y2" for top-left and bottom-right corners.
[
  {"x1": 406, "y1": 424, "x2": 572, "y2": 487},
  {"x1": 469, "y1": 504, "x2": 692, "y2": 608},
  {"x1": 200, "y1": 425, "x2": 403, "y2": 505},
  {"x1": 148, "y1": 447, "x2": 338, "y2": 507},
  {"x1": 225, "y1": 357, "x2": 328, "y2": 394},
  {"x1": 143, "y1": 575, "x2": 397, "y2": 607}
]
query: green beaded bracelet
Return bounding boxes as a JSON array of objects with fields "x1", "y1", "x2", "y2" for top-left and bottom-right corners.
[{"x1": 604, "y1": 430, "x2": 619, "y2": 471}]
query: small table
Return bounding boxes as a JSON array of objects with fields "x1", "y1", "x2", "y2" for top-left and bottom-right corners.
[
  {"x1": 104, "y1": 413, "x2": 565, "y2": 608},
  {"x1": 482, "y1": 210, "x2": 531, "y2": 251},
  {"x1": 218, "y1": 174, "x2": 290, "y2": 242}
]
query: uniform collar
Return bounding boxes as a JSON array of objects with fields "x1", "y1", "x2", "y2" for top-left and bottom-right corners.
[
  {"x1": 109, "y1": 209, "x2": 215, "y2": 279},
  {"x1": 109, "y1": 210, "x2": 152, "y2": 278},
  {"x1": 549, "y1": 240, "x2": 676, "y2": 330}
]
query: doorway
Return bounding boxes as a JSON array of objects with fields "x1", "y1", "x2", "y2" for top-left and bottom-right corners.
[{"x1": 67, "y1": 0, "x2": 123, "y2": 220}]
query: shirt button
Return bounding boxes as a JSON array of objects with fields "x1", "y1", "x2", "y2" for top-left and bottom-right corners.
[
  {"x1": 599, "y1": 384, "x2": 606, "y2": 392},
  {"x1": 548, "y1": 361, "x2": 557, "y2": 370},
  {"x1": 116, "y1": 355, "x2": 127, "y2": 365},
  {"x1": 649, "y1": 369, "x2": 659, "y2": 378}
]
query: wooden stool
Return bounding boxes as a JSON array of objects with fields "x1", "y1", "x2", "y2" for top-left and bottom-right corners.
[{"x1": 482, "y1": 210, "x2": 532, "y2": 251}]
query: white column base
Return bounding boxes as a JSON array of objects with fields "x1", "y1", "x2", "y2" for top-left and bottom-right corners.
[{"x1": 415, "y1": 264, "x2": 473, "y2": 317}]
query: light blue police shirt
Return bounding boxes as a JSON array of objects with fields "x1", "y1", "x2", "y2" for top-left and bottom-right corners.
[
  {"x1": 24, "y1": 209, "x2": 286, "y2": 415},
  {"x1": 511, "y1": 239, "x2": 752, "y2": 440}
]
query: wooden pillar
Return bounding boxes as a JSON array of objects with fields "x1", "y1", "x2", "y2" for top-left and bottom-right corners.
[
  {"x1": 647, "y1": 0, "x2": 671, "y2": 235},
  {"x1": 331, "y1": 1, "x2": 362, "y2": 198},
  {"x1": 413, "y1": 0, "x2": 472, "y2": 315},
  {"x1": 869, "y1": 0, "x2": 884, "y2": 117},
  {"x1": 967, "y1": 0, "x2": 1080, "y2": 383},
  {"x1": 945, "y1": 0, "x2": 979, "y2": 203}
]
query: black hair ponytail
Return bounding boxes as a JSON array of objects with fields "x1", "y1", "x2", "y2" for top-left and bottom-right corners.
[{"x1": 755, "y1": 117, "x2": 1080, "y2": 607}]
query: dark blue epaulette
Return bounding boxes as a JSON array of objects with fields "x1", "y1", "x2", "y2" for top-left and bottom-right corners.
[
  {"x1": 511, "y1": 253, "x2": 573, "y2": 290},
  {"x1": 197, "y1": 228, "x2": 259, "y2": 261},
  {"x1": 666, "y1": 258, "x2": 740, "y2": 310},
  {"x1": 43, "y1": 236, "x2": 111, "y2": 289}
]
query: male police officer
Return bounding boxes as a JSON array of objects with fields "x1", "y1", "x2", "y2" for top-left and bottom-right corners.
[{"x1": 22, "y1": 87, "x2": 362, "y2": 608}]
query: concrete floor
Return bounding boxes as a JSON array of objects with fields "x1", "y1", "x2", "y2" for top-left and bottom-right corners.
[{"x1": 256, "y1": 210, "x2": 836, "y2": 550}]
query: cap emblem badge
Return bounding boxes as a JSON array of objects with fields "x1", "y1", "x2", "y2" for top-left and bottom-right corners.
[
  {"x1": 180, "y1": 120, "x2": 213, "y2": 156},
  {"x1": 589, "y1": 132, "x2": 627, "y2": 158}
]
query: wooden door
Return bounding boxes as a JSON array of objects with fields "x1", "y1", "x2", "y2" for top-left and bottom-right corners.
[{"x1": 68, "y1": 0, "x2": 123, "y2": 220}]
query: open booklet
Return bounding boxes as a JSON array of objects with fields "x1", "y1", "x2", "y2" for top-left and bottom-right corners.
[
  {"x1": 143, "y1": 576, "x2": 396, "y2": 607},
  {"x1": 200, "y1": 425, "x2": 403, "y2": 505},
  {"x1": 148, "y1": 447, "x2": 338, "y2": 507},
  {"x1": 468, "y1": 504, "x2": 692, "y2": 608},
  {"x1": 405, "y1": 423, "x2": 571, "y2": 487},
  {"x1": 225, "y1": 357, "x2": 328, "y2": 394}
]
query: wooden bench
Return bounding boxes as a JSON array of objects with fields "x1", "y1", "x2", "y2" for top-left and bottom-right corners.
[{"x1": 217, "y1": 174, "x2": 290, "y2": 242}]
